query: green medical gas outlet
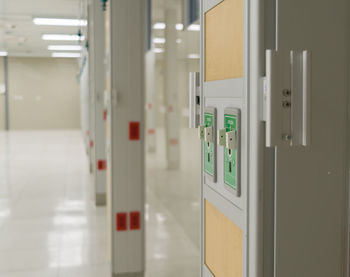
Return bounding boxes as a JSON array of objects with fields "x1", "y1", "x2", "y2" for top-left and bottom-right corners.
[
  {"x1": 204, "y1": 107, "x2": 216, "y2": 182},
  {"x1": 224, "y1": 108, "x2": 240, "y2": 196}
]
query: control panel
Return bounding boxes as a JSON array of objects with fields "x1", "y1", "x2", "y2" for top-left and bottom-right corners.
[
  {"x1": 224, "y1": 108, "x2": 240, "y2": 196},
  {"x1": 200, "y1": 107, "x2": 217, "y2": 182},
  {"x1": 218, "y1": 108, "x2": 241, "y2": 197}
]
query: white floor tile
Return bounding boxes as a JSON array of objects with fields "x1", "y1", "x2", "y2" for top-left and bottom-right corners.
[{"x1": 0, "y1": 129, "x2": 200, "y2": 276}]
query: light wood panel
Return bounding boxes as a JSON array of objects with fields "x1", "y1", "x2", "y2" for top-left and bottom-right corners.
[
  {"x1": 205, "y1": 0, "x2": 244, "y2": 81},
  {"x1": 205, "y1": 200, "x2": 243, "y2": 277}
]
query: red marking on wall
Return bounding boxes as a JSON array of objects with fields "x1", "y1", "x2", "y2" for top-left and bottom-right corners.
[
  {"x1": 168, "y1": 106, "x2": 173, "y2": 112},
  {"x1": 97, "y1": 160, "x2": 107, "y2": 171},
  {"x1": 103, "y1": 110, "x2": 107, "y2": 121},
  {"x1": 148, "y1": 103, "x2": 153, "y2": 110},
  {"x1": 129, "y1": 122, "x2": 140, "y2": 141},
  {"x1": 86, "y1": 130, "x2": 90, "y2": 136},
  {"x1": 169, "y1": 139, "x2": 178, "y2": 145},
  {"x1": 130, "y1": 212, "x2": 141, "y2": 230},
  {"x1": 90, "y1": 140, "x2": 94, "y2": 148},
  {"x1": 116, "y1": 213, "x2": 127, "y2": 231},
  {"x1": 147, "y1": 129, "x2": 155, "y2": 135}
]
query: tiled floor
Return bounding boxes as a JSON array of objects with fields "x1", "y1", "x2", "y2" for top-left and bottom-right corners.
[{"x1": 0, "y1": 130, "x2": 200, "y2": 277}]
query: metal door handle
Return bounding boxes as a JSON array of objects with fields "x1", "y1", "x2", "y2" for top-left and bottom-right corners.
[
  {"x1": 265, "y1": 49, "x2": 311, "y2": 147},
  {"x1": 189, "y1": 72, "x2": 200, "y2": 128}
]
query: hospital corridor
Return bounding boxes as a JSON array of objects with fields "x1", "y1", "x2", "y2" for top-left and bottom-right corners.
[{"x1": 0, "y1": 0, "x2": 350, "y2": 277}]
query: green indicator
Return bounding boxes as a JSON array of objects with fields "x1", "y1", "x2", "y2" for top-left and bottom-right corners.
[
  {"x1": 204, "y1": 112, "x2": 214, "y2": 176},
  {"x1": 224, "y1": 114, "x2": 238, "y2": 191}
]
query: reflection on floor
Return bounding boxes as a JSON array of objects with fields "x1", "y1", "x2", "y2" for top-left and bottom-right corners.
[
  {"x1": 0, "y1": 130, "x2": 200, "y2": 277},
  {"x1": 146, "y1": 128, "x2": 201, "y2": 276}
]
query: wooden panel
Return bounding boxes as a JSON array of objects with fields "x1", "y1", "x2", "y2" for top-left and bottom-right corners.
[
  {"x1": 205, "y1": 0, "x2": 244, "y2": 81},
  {"x1": 205, "y1": 200, "x2": 243, "y2": 277}
]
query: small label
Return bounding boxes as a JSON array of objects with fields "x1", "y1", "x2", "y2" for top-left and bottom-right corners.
[
  {"x1": 103, "y1": 110, "x2": 107, "y2": 121},
  {"x1": 97, "y1": 160, "x2": 107, "y2": 171},
  {"x1": 90, "y1": 140, "x2": 94, "y2": 148},
  {"x1": 116, "y1": 213, "x2": 127, "y2": 231},
  {"x1": 148, "y1": 129, "x2": 155, "y2": 135},
  {"x1": 129, "y1": 122, "x2": 140, "y2": 140},
  {"x1": 130, "y1": 212, "x2": 141, "y2": 230}
]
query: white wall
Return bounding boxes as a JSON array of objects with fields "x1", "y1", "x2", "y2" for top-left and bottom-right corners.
[
  {"x1": 0, "y1": 57, "x2": 5, "y2": 130},
  {"x1": 0, "y1": 57, "x2": 80, "y2": 130}
]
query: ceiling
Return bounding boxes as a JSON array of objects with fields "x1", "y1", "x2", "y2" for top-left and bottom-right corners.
[
  {"x1": 0, "y1": 0, "x2": 85, "y2": 57},
  {"x1": 151, "y1": 0, "x2": 200, "y2": 60},
  {"x1": 0, "y1": 0, "x2": 199, "y2": 59}
]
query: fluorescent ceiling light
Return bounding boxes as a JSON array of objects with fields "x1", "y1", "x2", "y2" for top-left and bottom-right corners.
[
  {"x1": 33, "y1": 18, "x2": 87, "y2": 27},
  {"x1": 187, "y1": 24, "x2": 200, "y2": 31},
  {"x1": 153, "y1": 37, "x2": 165, "y2": 44},
  {"x1": 187, "y1": 53, "x2": 200, "y2": 59},
  {"x1": 0, "y1": 51, "x2": 8, "y2": 56},
  {"x1": 48, "y1": 45, "x2": 82, "y2": 51},
  {"x1": 153, "y1": 48, "x2": 164, "y2": 54},
  {"x1": 176, "y1": 23, "x2": 184, "y2": 31},
  {"x1": 42, "y1": 34, "x2": 85, "y2": 41},
  {"x1": 51, "y1": 52, "x2": 81, "y2": 58},
  {"x1": 153, "y1": 22, "x2": 166, "y2": 30}
]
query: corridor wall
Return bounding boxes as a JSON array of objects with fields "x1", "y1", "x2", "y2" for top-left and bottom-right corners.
[{"x1": 0, "y1": 57, "x2": 80, "y2": 130}]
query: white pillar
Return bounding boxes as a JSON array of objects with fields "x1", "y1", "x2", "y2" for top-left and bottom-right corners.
[
  {"x1": 164, "y1": 8, "x2": 180, "y2": 169},
  {"x1": 79, "y1": 50, "x2": 90, "y2": 155},
  {"x1": 108, "y1": 0, "x2": 145, "y2": 276},
  {"x1": 89, "y1": 0, "x2": 107, "y2": 206},
  {"x1": 88, "y1": 3, "x2": 95, "y2": 175},
  {"x1": 145, "y1": 51, "x2": 156, "y2": 153}
]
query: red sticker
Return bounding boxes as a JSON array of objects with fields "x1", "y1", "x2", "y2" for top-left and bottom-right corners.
[
  {"x1": 148, "y1": 103, "x2": 152, "y2": 110},
  {"x1": 116, "y1": 213, "x2": 127, "y2": 231},
  {"x1": 129, "y1": 122, "x2": 140, "y2": 141},
  {"x1": 169, "y1": 139, "x2": 178, "y2": 145},
  {"x1": 90, "y1": 140, "x2": 94, "y2": 148},
  {"x1": 130, "y1": 212, "x2": 140, "y2": 230},
  {"x1": 86, "y1": 130, "x2": 90, "y2": 136},
  {"x1": 97, "y1": 160, "x2": 107, "y2": 171},
  {"x1": 147, "y1": 129, "x2": 155, "y2": 135},
  {"x1": 103, "y1": 110, "x2": 107, "y2": 121}
]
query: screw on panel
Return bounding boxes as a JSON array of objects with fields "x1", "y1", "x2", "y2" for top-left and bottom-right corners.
[
  {"x1": 282, "y1": 89, "x2": 291, "y2": 96},
  {"x1": 282, "y1": 134, "x2": 292, "y2": 141},
  {"x1": 282, "y1": 101, "x2": 291, "y2": 108}
]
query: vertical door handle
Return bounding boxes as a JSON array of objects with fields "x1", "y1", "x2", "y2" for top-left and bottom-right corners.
[
  {"x1": 291, "y1": 50, "x2": 311, "y2": 146},
  {"x1": 189, "y1": 72, "x2": 200, "y2": 128},
  {"x1": 265, "y1": 49, "x2": 311, "y2": 147}
]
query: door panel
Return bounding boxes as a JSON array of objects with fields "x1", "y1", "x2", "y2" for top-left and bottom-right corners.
[{"x1": 273, "y1": 0, "x2": 349, "y2": 276}]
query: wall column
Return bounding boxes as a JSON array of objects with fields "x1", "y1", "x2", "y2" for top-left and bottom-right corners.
[
  {"x1": 108, "y1": 0, "x2": 145, "y2": 276},
  {"x1": 163, "y1": 8, "x2": 180, "y2": 169},
  {"x1": 89, "y1": 0, "x2": 107, "y2": 206}
]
